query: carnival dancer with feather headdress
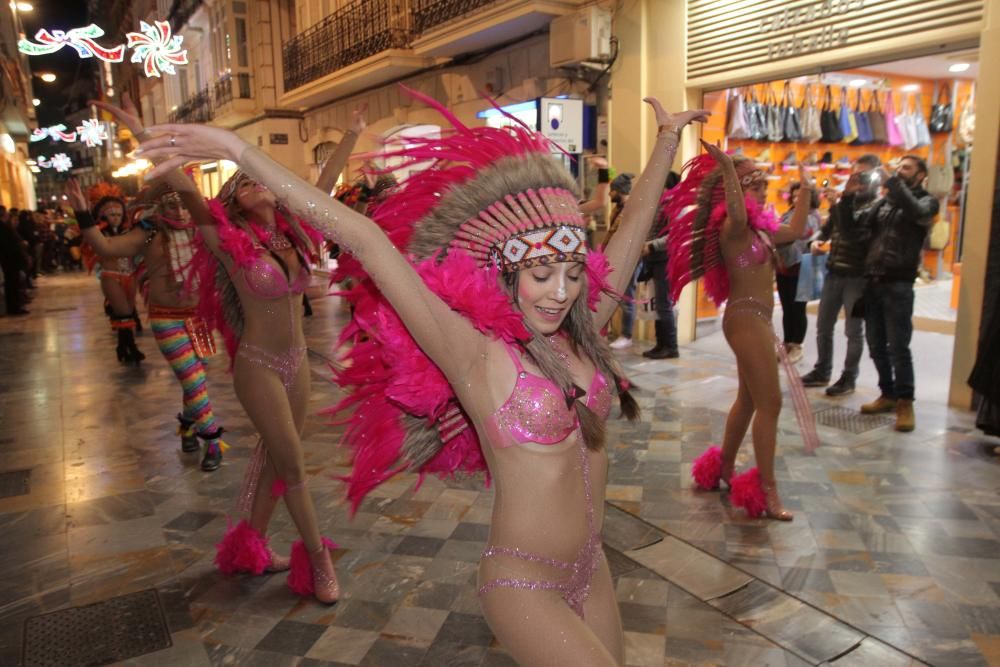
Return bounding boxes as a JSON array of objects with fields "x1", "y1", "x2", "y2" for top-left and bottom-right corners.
[
  {"x1": 667, "y1": 142, "x2": 820, "y2": 521},
  {"x1": 95, "y1": 97, "x2": 365, "y2": 604},
  {"x1": 136, "y1": 89, "x2": 707, "y2": 665}
]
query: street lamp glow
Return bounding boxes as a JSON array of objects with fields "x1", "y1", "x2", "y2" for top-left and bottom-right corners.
[
  {"x1": 32, "y1": 98, "x2": 40, "y2": 106},
  {"x1": 948, "y1": 63, "x2": 971, "y2": 73},
  {"x1": 16, "y1": 2, "x2": 33, "y2": 11},
  {"x1": 39, "y1": 72, "x2": 56, "y2": 83}
]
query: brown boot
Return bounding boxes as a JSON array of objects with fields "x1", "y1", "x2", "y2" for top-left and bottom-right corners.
[
  {"x1": 860, "y1": 395, "x2": 897, "y2": 414},
  {"x1": 894, "y1": 399, "x2": 915, "y2": 432}
]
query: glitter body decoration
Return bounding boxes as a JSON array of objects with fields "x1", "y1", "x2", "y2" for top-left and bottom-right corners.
[
  {"x1": 126, "y1": 20, "x2": 188, "y2": 78},
  {"x1": 76, "y1": 119, "x2": 109, "y2": 148},
  {"x1": 17, "y1": 25, "x2": 125, "y2": 62},
  {"x1": 30, "y1": 125, "x2": 78, "y2": 143}
]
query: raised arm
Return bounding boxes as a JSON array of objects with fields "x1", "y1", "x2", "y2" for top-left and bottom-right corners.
[
  {"x1": 773, "y1": 167, "x2": 816, "y2": 244},
  {"x1": 65, "y1": 178, "x2": 149, "y2": 258},
  {"x1": 700, "y1": 140, "x2": 748, "y2": 242},
  {"x1": 138, "y1": 124, "x2": 489, "y2": 386},
  {"x1": 315, "y1": 104, "x2": 366, "y2": 194},
  {"x1": 595, "y1": 100, "x2": 710, "y2": 327}
]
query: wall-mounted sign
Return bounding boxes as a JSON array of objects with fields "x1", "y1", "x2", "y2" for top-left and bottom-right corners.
[
  {"x1": 270, "y1": 133, "x2": 289, "y2": 145},
  {"x1": 759, "y1": 0, "x2": 863, "y2": 59},
  {"x1": 540, "y1": 97, "x2": 583, "y2": 153}
]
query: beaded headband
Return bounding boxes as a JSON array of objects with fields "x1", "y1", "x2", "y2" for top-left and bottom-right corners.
[{"x1": 448, "y1": 186, "x2": 588, "y2": 272}]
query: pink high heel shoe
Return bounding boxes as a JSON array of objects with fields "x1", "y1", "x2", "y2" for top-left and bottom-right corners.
[
  {"x1": 729, "y1": 468, "x2": 793, "y2": 521},
  {"x1": 288, "y1": 538, "x2": 340, "y2": 604},
  {"x1": 215, "y1": 520, "x2": 292, "y2": 574},
  {"x1": 691, "y1": 446, "x2": 735, "y2": 490}
]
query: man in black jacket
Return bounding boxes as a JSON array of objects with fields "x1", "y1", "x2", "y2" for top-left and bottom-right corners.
[
  {"x1": 859, "y1": 156, "x2": 939, "y2": 432},
  {"x1": 801, "y1": 154, "x2": 881, "y2": 396}
]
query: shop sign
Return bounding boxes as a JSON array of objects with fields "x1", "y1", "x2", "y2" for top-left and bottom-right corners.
[
  {"x1": 759, "y1": 0, "x2": 864, "y2": 60},
  {"x1": 270, "y1": 133, "x2": 289, "y2": 145},
  {"x1": 540, "y1": 97, "x2": 583, "y2": 153}
]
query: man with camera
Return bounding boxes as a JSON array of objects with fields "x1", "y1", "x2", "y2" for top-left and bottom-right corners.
[
  {"x1": 857, "y1": 155, "x2": 939, "y2": 432},
  {"x1": 801, "y1": 154, "x2": 881, "y2": 397}
]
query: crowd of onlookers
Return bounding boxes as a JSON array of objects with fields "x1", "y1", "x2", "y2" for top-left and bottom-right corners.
[{"x1": 0, "y1": 204, "x2": 84, "y2": 316}]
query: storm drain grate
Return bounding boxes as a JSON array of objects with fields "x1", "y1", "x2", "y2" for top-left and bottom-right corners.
[
  {"x1": 814, "y1": 406, "x2": 894, "y2": 434},
  {"x1": 22, "y1": 589, "x2": 172, "y2": 667},
  {"x1": 0, "y1": 469, "x2": 31, "y2": 498}
]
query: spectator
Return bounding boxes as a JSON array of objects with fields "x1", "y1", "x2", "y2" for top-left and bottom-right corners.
[
  {"x1": 801, "y1": 154, "x2": 881, "y2": 395},
  {"x1": 774, "y1": 182, "x2": 821, "y2": 363},
  {"x1": 641, "y1": 171, "x2": 682, "y2": 359},
  {"x1": 604, "y1": 173, "x2": 639, "y2": 349},
  {"x1": 859, "y1": 156, "x2": 939, "y2": 431},
  {"x1": 17, "y1": 208, "x2": 39, "y2": 281},
  {"x1": 0, "y1": 206, "x2": 30, "y2": 315}
]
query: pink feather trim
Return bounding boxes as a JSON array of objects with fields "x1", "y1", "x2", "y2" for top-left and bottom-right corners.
[
  {"x1": 585, "y1": 251, "x2": 614, "y2": 311},
  {"x1": 691, "y1": 446, "x2": 723, "y2": 490},
  {"x1": 271, "y1": 479, "x2": 288, "y2": 498},
  {"x1": 287, "y1": 537, "x2": 338, "y2": 596},
  {"x1": 729, "y1": 467, "x2": 768, "y2": 518},
  {"x1": 214, "y1": 520, "x2": 270, "y2": 575}
]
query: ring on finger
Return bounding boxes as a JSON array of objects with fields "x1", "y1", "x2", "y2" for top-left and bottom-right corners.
[{"x1": 169, "y1": 135, "x2": 176, "y2": 147}]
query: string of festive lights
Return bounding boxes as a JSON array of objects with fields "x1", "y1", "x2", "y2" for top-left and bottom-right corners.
[
  {"x1": 30, "y1": 125, "x2": 78, "y2": 143},
  {"x1": 17, "y1": 24, "x2": 124, "y2": 62},
  {"x1": 76, "y1": 119, "x2": 110, "y2": 147},
  {"x1": 36, "y1": 154, "x2": 74, "y2": 172}
]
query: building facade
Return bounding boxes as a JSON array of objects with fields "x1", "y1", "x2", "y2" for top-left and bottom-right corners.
[{"x1": 0, "y1": 2, "x2": 38, "y2": 209}]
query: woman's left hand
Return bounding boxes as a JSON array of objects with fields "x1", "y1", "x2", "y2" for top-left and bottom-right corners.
[
  {"x1": 137, "y1": 123, "x2": 248, "y2": 180},
  {"x1": 643, "y1": 97, "x2": 711, "y2": 131}
]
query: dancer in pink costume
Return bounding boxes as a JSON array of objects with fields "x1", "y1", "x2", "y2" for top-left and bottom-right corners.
[
  {"x1": 664, "y1": 143, "x2": 818, "y2": 521},
  {"x1": 136, "y1": 90, "x2": 707, "y2": 666},
  {"x1": 99, "y1": 97, "x2": 362, "y2": 604}
]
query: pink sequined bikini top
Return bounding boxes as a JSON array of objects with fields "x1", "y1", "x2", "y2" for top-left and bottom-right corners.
[
  {"x1": 239, "y1": 257, "x2": 309, "y2": 299},
  {"x1": 486, "y1": 343, "x2": 614, "y2": 448},
  {"x1": 732, "y1": 232, "x2": 772, "y2": 269}
]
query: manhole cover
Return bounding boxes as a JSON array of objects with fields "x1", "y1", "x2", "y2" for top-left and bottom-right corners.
[
  {"x1": 0, "y1": 469, "x2": 30, "y2": 499},
  {"x1": 22, "y1": 589, "x2": 172, "y2": 667},
  {"x1": 814, "y1": 406, "x2": 893, "y2": 434}
]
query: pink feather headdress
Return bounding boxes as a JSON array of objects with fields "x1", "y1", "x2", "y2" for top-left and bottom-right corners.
[{"x1": 329, "y1": 86, "x2": 616, "y2": 511}]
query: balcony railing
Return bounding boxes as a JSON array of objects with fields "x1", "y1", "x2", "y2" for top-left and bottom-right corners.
[
  {"x1": 412, "y1": 0, "x2": 498, "y2": 34},
  {"x1": 283, "y1": 0, "x2": 411, "y2": 92},
  {"x1": 169, "y1": 73, "x2": 252, "y2": 123}
]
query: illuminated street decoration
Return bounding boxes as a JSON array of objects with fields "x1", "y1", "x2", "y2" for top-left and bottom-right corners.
[
  {"x1": 30, "y1": 125, "x2": 78, "y2": 143},
  {"x1": 35, "y1": 154, "x2": 74, "y2": 172},
  {"x1": 76, "y1": 119, "x2": 109, "y2": 147},
  {"x1": 17, "y1": 24, "x2": 125, "y2": 62},
  {"x1": 126, "y1": 21, "x2": 188, "y2": 78}
]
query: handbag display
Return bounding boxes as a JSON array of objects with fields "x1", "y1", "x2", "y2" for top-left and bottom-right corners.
[
  {"x1": 766, "y1": 85, "x2": 784, "y2": 142},
  {"x1": 781, "y1": 81, "x2": 803, "y2": 142},
  {"x1": 801, "y1": 84, "x2": 823, "y2": 143},
  {"x1": 929, "y1": 85, "x2": 954, "y2": 133},
  {"x1": 820, "y1": 85, "x2": 843, "y2": 142},
  {"x1": 748, "y1": 88, "x2": 767, "y2": 141},
  {"x1": 927, "y1": 147, "x2": 954, "y2": 197},
  {"x1": 913, "y1": 93, "x2": 931, "y2": 146},
  {"x1": 958, "y1": 84, "x2": 976, "y2": 146},
  {"x1": 839, "y1": 87, "x2": 858, "y2": 143},
  {"x1": 927, "y1": 219, "x2": 951, "y2": 250},
  {"x1": 852, "y1": 90, "x2": 873, "y2": 144},
  {"x1": 867, "y1": 91, "x2": 888, "y2": 144},
  {"x1": 727, "y1": 89, "x2": 751, "y2": 139},
  {"x1": 885, "y1": 90, "x2": 903, "y2": 146},
  {"x1": 894, "y1": 93, "x2": 917, "y2": 149}
]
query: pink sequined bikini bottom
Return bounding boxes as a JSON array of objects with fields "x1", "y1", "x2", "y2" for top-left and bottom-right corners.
[{"x1": 237, "y1": 342, "x2": 307, "y2": 391}]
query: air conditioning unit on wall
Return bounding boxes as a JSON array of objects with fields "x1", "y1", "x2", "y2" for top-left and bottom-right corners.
[{"x1": 549, "y1": 6, "x2": 612, "y2": 68}]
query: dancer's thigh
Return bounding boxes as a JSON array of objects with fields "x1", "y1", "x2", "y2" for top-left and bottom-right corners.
[
  {"x1": 581, "y1": 558, "x2": 624, "y2": 665},
  {"x1": 286, "y1": 353, "x2": 311, "y2": 436},
  {"x1": 726, "y1": 320, "x2": 781, "y2": 411},
  {"x1": 233, "y1": 357, "x2": 304, "y2": 480},
  {"x1": 481, "y1": 586, "x2": 620, "y2": 667},
  {"x1": 101, "y1": 278, "x2": 131, "y2": 314}
]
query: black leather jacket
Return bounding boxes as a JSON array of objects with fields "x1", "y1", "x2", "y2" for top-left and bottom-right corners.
[
  {"x1": 818, "y1": 193, "x2": 874, "y2": 277},
  {"x1": 863, "y1": 177, "x2": 939, "y2": 282}
]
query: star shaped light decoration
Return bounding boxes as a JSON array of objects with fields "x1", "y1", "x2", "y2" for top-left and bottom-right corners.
[
  {"x1": 51, "y1": 153, "x2": 74, "y2": 172},
  {"x1": 126, "y1": 20, "x2": 188, "y2": 78},
  {"x1": 76, "y1": 119, "x2": 110, "y2": 148}
]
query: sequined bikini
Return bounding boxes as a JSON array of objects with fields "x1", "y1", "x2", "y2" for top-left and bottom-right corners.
[
  {"x1": 478, "y1": 343, "x2": 614, "y2": 618},
  {"x1": 236, "y1": 254, "x2": 309, "y2": 390}
]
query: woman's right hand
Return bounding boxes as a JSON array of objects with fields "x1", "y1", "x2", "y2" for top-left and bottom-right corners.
[
  {"x1": 700, "y1": 139, "x2": 733, "y2": 167},
  {"x1": 64, "y1": 178, "x2": 88, "y2": 211},
  {"x1": 137, "y1": 124, "x2": 249, "y2": 180}
]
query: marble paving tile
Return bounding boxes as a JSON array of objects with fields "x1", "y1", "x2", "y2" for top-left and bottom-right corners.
[{"x1": 625, "y1": 536, "x2": 753, "y2": 601}]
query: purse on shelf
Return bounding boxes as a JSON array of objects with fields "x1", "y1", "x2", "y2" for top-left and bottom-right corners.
[
  {"x1": 820, "y1": 85, "x2": 843, "y2": 142},
  {"x1": 929, "y1": 85, "x2": 954, "y2": 133},
  {"x1": 748, "y1": 88, "x2": 767, "y2": 141},
  {"x1": 958, "y1": 84, "x2": 976, "y2": 146},
  {"x1": 727, "y1": 88, "x2": 751, "y2": 139},
  {"x1": 867, "y1": 90, "x2": 888, "y2": 144},
  {"x1": 913, "y1": 93, "x2": 932, "y2": 147},
  {"x1": 894, "y1": 92, "x2": 917, "y2": 150},
  {"x1": 802, "y1": 84, "x2": 823, "y2": 143},
  {"x1": 839, "y1": 87, "x2": 858, "y2": 143},
  {"x1": 766, "y1": 85, "x2": 784, "y2": 142},
  {"x1": 852, "y1": 90, "x2": 873, "y2": 144},
  {"x1": 781, "y1": 81, "x2": 803, "y2": 142},
  {"x1": 885, "y1": 90, "x2": 903, "y2": 146}
]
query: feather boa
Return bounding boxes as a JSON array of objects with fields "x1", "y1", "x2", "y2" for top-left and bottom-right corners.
[{"x1": 661, "y1": 154, "x2": 778, "y2": 307}]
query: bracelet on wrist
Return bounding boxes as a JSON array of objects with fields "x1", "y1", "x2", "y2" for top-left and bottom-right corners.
[{"x1": 658, "y1": 123, "x2": 681, "y2": 137}]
